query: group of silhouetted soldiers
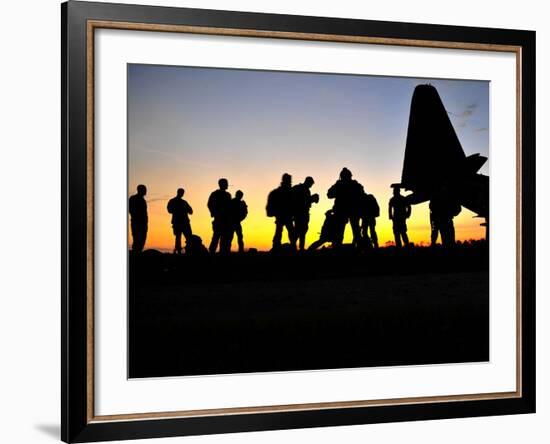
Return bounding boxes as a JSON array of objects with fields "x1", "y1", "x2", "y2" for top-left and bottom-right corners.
[
  {"x1": 128, "y1": 179, "x2": 248, "y2": 255},
  {"x1": 129, "y1": 167, "x2": 461, "y2": 254},
  {"x1": 206, "y1": 178, "x2": 248, "y2": 255},
  {"x1": 266, "y1": 174, "x2": 320, "y2": 251},
  {"x1": 272, "y1": 168, "x2": 382, "y2": 251}
]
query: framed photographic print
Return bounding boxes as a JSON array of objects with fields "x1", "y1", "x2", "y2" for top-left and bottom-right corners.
[{"x1": 61, "y1": 1, "x2": 536, "y2": 442}]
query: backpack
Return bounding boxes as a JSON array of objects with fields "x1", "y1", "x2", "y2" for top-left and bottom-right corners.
[
  {"x1": 366, "y1": 194, "x2": 380, "y2": 218},
  {"x1": 239, "y1": 201, "x2": 248, "y2": 221},
  {"x1": 167, "y1": 198, "x2": 175, "y2": 214},
  {"x1": 266, "y1": 189, "x2": 279, "y2": 217}
]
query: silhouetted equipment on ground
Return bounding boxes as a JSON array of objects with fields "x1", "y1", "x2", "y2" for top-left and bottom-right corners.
[
  {"x1": 397, "y1": 84, "x2": 489, "y2": 240},
  {"x1": 207, "y1": 178, "x2": 232, "y2": 255},
  {"x1": 167, "y1": 188, "x2": 193, "y2": 254},
  {"x1": 327, "y1": 168, "x2": 365, "y2": 247},
  {"x1": 360, "y1": 192, "x2": 380, "y2": 249},
  {"x1": 187, "y1": 234, "x2": 209, "y2": 256},
  {"x1": 292, "y1": 176, "x2": 319, "y2": 251},
  {"x1": 230, "y1": 190, "x2": 248, "y2": 253},
  {"x1": 129, "y1": 184, "x2": 148, "y2": 253},
  {"x1": 389, "y1": 186, "x2": 411, "y2": 248},
  {"x1": 308, "y1": 209, "x2": 339, "y2": 250},
  {"x1": 267, "y1": 173, "x2": 296, "y2": 250}
]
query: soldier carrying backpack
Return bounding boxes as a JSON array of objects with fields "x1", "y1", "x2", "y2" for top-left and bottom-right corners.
[
  {"x1": 361, "y1": 192, "x2": 380, "y2": 249},
  {"x1": 230, "y1": 190, "x2": 248, "y2": 253}
]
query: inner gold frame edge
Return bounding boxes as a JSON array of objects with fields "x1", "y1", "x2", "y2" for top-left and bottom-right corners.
[{"x1": 85, "y1": 19, "x2": 523, "y2": 423}]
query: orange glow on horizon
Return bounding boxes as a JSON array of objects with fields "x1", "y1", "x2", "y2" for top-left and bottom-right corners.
[{"x1": 128, "y1": 186, "x2": 486, "y2": 252}]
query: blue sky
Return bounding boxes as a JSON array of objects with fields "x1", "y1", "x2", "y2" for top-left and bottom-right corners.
[{"x1": 128, "y1": 64, "x2": 489, "y2": 250}]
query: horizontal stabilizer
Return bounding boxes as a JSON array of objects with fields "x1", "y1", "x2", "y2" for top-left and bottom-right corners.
[{"x1": 465, "y1": 153, "x2": 488, "y2": 173}]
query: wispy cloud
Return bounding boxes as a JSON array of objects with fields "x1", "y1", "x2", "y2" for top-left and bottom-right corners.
[
  {"x1": 147, "y1": 194, "x2": 172, "y2": 203},
  {"x1": 448, "y1": 102, "x2": 478, "y2": 128}
]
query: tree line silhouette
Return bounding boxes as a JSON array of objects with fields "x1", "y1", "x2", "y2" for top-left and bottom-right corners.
[{"x1": 129, "y1": 167, "x2": 462, "y2": 255}]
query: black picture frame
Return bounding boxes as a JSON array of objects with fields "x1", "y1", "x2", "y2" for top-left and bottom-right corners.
[{"x1": 62, "y1": 1, "x2": 536, "y2": 442}]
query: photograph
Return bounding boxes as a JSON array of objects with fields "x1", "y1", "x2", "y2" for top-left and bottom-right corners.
[{"x1": 127, "y1": 64, "x2": 490, "y2": 378}]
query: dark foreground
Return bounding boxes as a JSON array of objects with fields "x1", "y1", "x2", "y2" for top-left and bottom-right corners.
[{"x1": 129, "y1": 244, "x2": 489, "y2": 378}]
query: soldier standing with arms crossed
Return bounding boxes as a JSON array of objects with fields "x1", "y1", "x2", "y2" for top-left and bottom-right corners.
[
  {"x1": 207, "y1": 178, "x2": 232, "y2": 255},
  {"x1": 266, "y1": 173, "x2": 296, "y2": 251},
  {"x1": 129, "y1": 184, "x2": 148, "y2": 253},
  {"x1": 388, "y1": 186, "x2": 411, "y2": 248},
  {"x1": 167, "y1": 188, "x2": 193, "y2": 254}
]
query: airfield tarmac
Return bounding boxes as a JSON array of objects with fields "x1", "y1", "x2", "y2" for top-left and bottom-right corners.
[{"x1": 128, "y1": 245, "x2": 489, "y2": 378}]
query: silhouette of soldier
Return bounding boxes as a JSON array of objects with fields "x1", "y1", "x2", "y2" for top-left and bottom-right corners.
[
  {"x1": 207, "y1": 178, "x2": 232, "y2": 254},
  {"x1": 230, "y1": 190, "x2": 248, "y2": 253},
  {"x1": 266, "y1": 173, "x2": 295, "y2": 250},
  {"x1": 429, "y1": 186, "x2": 461, "y2": 247},
  {"x1": 327, "y1": 168, "x2": 364, "y2": 247},
  {"x1": 361, "y1": 192, "x2": 380, "y2": 249},
  {"x1": 388, "y1": 186, "x2": 411, "y2": 248},
  {"x1": 128, "y1": 184, "x2": 148, "y2": 253},
  {"x1": 308, "y1": 209, "x2": 338, "y2": 250},
  {"x1": 292, "y1": 176, "x2": 319, "y2": 250},
  {"x1": 167, "y1": 188, "x2": 193, "y2": 254}
]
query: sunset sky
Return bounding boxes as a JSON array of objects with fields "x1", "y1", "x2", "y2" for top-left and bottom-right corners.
[{"x1": 128, "y1": 64, "x2": 489, "y2": 252}]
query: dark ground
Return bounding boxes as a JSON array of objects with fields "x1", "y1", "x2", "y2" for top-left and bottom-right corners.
[{"x1": 128, "y1": 243, "x2": 489, "y2": 378}]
